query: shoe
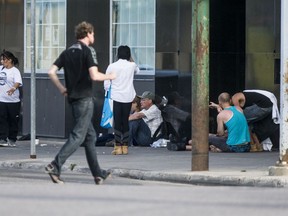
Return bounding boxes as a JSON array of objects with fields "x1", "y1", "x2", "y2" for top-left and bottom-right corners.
[
  {"x1": 45, "y1": 164, "x2": 64, "y2": 184},
  {"x1": 167, "y1": 142, "x2": 179, "y2": 151},
  {"x1": 169, "y1": 134, "x2": 179, "y2": 143},
  {"x1": 7, "y1": 139, "x2": 16, "y2": 147},
  {"x1": 122, "y1": 145, "x2": 128, "y2": 155},
  {"x1": 94, "y1": 169, "x2": 111, "y2": 185},
  {"x1": 0, "y1": 139, "x2": 8, "y2": 147},
  {"x1": 105, "y1": 140, "x2": 115, "y2": 147},
  {"x1": 111, "y1": 145, "x2": 122, "y2": 155},
  {"x1": 166, "y1": 142, "x2": 186, "y2": 151}
]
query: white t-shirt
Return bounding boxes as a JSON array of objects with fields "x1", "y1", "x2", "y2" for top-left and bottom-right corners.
[
  {"x1": 0, "y1": 66, "x2": 22, "y2": 103},
  {"x1": 104, "y1": 59, "x2": 139, "y2": 103},
  {"x1": 140, "y1": 104, "x2": 163, "y2": 137}
]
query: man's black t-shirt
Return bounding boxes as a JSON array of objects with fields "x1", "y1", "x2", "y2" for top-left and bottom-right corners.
[
  {"x1": 54, "y1": 42, "x2": 97, "y2": 103},
  {"x1": 243, "y1": 92, "x2": 273, "y2": 108}
]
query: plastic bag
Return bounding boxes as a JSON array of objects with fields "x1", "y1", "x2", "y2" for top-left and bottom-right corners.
[{"x1": 100, "y1": 84, "x2": 113, "y2": 128}]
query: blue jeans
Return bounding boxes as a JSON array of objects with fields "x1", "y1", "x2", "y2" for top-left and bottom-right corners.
[
  {"x1": 51, "y1": 98, "x2": 103, "y2": 177},
  {"x1": 129, "y1": 119, "x2": 153, "y2": 146},
  {"x1": 244, "y1": 104, "x2": 272, "y2": 124},
  {"x1": 208, "y1": 135, "x2": 250, "y2": 152}
]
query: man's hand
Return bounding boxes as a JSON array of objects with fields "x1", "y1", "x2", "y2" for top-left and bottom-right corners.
[
  {"x1": 7, "y1": 87, "x2": 16, "y2": 96},
  {"x1": 209, "y1": 102, "x2": 222, "y2": 112},
  {"x1": 108, "y1": 72, "x2": 116, "y2": 80}
]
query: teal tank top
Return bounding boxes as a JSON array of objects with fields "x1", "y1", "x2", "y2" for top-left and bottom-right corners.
[{"x1": 224, "y1": 106, "x2": 250, "y2": 145}]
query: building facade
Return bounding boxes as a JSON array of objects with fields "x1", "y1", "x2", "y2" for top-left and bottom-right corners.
[{"x1": 0, "y1": 0, "x2": 280, "y2": 137}]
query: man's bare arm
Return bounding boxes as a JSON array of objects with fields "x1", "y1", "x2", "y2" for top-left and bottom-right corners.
[
  {"x1": 48, "y1": 65, "x2": 67, "y2": 96},
  {"x1": 129, "y1": 112, "x2": 145, "y2": 121},
  {"x1": 209, "y1": 102, "x2": 223, "y2": 113},
  {"x1": 216, "y1": 113, "x2": 225, "y2": 136},
  {"x1": 89, "y1": 66, "x2": 116, "y2": 81}
]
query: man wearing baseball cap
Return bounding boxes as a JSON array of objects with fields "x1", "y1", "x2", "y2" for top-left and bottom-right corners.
[{"x1": 128, "y1": 91, "x2": 163, "y2": 146}]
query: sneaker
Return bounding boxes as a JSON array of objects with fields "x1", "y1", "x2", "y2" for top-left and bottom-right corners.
[
  {"x1": 167, "y1": 142, "x2": 179, "y2": 151},
  {"x1": 105, "y1": 140, "x2": 115, "y2": 147},
  {"x1": 0, "y1": 139, "x2": 8, "y2": 147},
  {"x1": 169, "y1": 134, "x2": 180, "y2": 143},
  {"x1": 45, "y1": 164, "x2": 64, "y2": 184},
  {"x1": 166, "y1": 142, "x2": 186, "y2": 151},
  {"x1": 7, "y1": 139, "x2": 16, "y2": 147},
  {"x1": 94, "y1": 169, "x2": 111, "y2": 185}
]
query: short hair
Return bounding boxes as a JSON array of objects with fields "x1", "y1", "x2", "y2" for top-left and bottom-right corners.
[
  {"x1": 218, "y1": 92, "x2": 231, "y2": 104},
  {"x1": 75, "y1": 21, "x2": 94, "y2": 40},
  {"x1": 117, "y1": 45, "x2": 131, "y2": 61},
  {"x1": 1, "y1": 50, "x2": 19, "y2": 66}
]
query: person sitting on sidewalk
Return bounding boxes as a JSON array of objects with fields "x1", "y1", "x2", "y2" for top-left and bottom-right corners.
[
  {"x1": 163, "y1": 91, "x2": 191, "y2": 150},
  {"x1": 129, "y1": 91, "x2": 163, "y2": 146},
  {"x1": 209, "y1": 92, "x2": 251, "y2": 152},
  {"x1": 232, "y1": 90, "x2": 280, "y2": 150},
  {"x1": 168, "y1": 92, "x2": 251, "y2": 152}
]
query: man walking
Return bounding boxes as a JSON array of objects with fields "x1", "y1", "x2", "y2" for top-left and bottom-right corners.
[{"x1": 45, "y1": 21, "x2": 116, "y2": 184}]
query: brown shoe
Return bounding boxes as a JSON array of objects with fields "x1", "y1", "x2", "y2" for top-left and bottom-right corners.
[
  {"x1": 111, "y1": 145, "x2": 122, "y2": 155},
  {"x1": 45, "y1": 164, "x2": 64, "y2": 184},
  {"x1": 122, "y1": 146, "x2": 128, "y2": 155}
]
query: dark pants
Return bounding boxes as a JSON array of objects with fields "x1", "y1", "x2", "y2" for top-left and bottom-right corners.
[
  {"x1": 0, "y1": 101, "x2": 21, "y2": 142},
  {"x1": 244, "y1": 104, "x2": 272, "y2": 124},
  {"x1": 129, "y1": 118, "x2": 153, "y2": 146},
  {"x1": 208, "y1": 134, "x2": 250, "y2": 152},
  {"x1": 51, "y1": 98, "x2": 103, "y2": 178},
  {"x1": 113, "y1": 101, "x2": 131, "y2": 144}
]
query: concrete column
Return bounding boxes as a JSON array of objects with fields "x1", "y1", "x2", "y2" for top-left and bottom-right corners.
[{"x1": 269, "y1": 0, "x2": 288, "y2": 175}]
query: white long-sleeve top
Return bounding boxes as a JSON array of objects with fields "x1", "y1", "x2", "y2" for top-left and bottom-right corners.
[{"x1": 104, "y1": 59, "x2": 139, "y2": 103}]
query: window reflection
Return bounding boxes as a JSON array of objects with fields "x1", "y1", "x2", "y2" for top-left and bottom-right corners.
[
  {"x1": 111, "y1": 0, "x2": 155, "y2": 75},
  {"x1": 25, "y1": 0, "x2": 66, "y2": 73}
]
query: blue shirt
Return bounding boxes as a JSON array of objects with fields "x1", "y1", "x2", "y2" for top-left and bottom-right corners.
[{"x1": 224, "y1": 106, "x2": 250, "y2": 145}]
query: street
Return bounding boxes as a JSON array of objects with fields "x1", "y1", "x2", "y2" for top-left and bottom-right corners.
[{"x1": 0, "y1": 168, "x2": 288, "y2": 216}]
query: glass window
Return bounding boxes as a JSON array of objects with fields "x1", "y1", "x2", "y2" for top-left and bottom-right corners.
[
  {"x1": 24, "y1": 0, "x2": 66, "y2": 73},
  {"x1": 111, "y1": 0, "x2": 155, "y2": 75}
]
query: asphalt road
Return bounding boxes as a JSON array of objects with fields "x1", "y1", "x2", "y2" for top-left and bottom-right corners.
[{"x1": 1, "y1": 168, "x2": 288, "y2": 216}]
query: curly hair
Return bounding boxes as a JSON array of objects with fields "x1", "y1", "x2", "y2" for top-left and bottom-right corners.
[{"x1": 74, "y1": 21, "x2": 94, "y2": 40}]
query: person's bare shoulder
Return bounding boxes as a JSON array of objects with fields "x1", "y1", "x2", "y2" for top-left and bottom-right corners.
[
  {"x1": 217, "y1": 109, "x2": 232, "y2": 122},
  {"x1": 234, "y1": 105, "x2": 244, "y2": 113}
]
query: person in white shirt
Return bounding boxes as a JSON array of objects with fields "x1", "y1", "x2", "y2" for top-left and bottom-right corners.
[
  {"x1": 129, "y1": 91, "x2": 163, "y2": 147},
  {"x1": 104, "y1": 45, "x2": 139, "y2": 155},
  {"x1": 0, "y1": 50, "x2": 22, "y2": 147}
]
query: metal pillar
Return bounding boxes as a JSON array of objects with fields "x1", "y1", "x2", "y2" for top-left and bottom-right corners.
[
  {"x1": 191, "y1": 0, "x2": 209, "y2": 171},
  {"x1": 30, "y1": 0, "x2": 36, "y2": 159},
  {"x1": 269, "y1": 0, "x2": 288, "y2": 175}
]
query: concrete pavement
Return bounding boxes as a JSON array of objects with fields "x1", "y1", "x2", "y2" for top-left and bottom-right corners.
[{"x1": 1, "y1": 138, "x2": 288, "y2": 187}]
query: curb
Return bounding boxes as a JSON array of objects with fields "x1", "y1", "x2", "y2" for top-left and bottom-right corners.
[
  {"x1": 110, "y1": 168, "x2": 288, "y2": 188},
  {"x1": 1, "y1": 160, "x2": 288, "y2": 188}
]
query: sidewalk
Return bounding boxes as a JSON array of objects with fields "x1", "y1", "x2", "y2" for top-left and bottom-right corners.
[{"x1": 1, "y1": 138, "x2": 288, "y2": 187}]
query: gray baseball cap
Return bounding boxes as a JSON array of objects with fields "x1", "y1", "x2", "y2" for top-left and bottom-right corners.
[{"x1": 139, "y1": 91, "x2": 155, "y2": 100}]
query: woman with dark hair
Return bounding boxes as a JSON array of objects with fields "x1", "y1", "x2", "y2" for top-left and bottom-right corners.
[
  {"x1": 0, "y1": 50, "x2": 23, "y2": 147},
  {"x1": 104, "y1": 45, "x2": 139, "y2": 155}
]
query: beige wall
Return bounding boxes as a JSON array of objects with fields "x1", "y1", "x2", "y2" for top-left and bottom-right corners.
[{"x1": 245, "y1": 0, "x2": 280, "y2": 101}]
